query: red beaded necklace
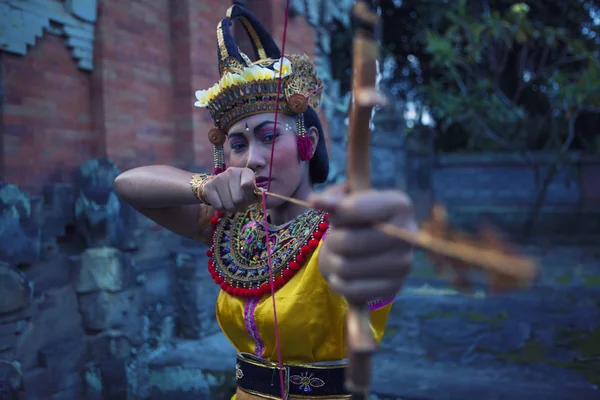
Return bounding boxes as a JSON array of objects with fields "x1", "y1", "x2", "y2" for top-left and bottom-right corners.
[{"x1": 206, "y1": 207, "x2": 329, "y2": 298}]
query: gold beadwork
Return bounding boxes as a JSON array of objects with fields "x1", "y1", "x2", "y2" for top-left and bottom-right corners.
[
  {"x1": 296, "y1": 113, "x2": 307, "y2": 139},
  {"x1": 211, "y1": 204, "x2": 326, "y2": 289},
  {"x1": 283, "y1": 54, "x2": 322, "y2": 111},
  {"x1": 239, "y1": 17, "x2": 267, "y2": 60}
]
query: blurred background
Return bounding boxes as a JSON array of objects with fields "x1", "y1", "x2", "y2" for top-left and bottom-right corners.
[{"x1": 0, "y1": 0, "x2": 599, "y2": 399}]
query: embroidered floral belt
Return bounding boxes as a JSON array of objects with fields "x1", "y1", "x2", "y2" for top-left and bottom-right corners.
[{"x1": 235, "y1": 353, "x2": 350, "y2": 399}]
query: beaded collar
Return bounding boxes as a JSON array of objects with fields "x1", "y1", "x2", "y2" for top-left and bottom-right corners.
[{"x1": 206, "y1": 205, "x2": 329, "y2": 298}]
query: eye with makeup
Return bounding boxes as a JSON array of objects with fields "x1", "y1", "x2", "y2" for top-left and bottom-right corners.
[
  {"x1": 228, "y1": 134, "x2": 247, "y2": 153},
  {"x1": 257, "y1": 125, "x2": 280, "y2": 145}
]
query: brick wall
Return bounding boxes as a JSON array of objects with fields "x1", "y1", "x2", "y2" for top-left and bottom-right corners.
[
  {"x1": 0, "y1": 0, "x2": 317, "y2": 194},
  {"x1": 2, "y1": 35, "x2": 97, "y2": 192}
]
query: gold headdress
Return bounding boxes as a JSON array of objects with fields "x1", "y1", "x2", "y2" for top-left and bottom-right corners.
[{"x1": 194, "y1": 4, "x2": 323, "y2": 173}]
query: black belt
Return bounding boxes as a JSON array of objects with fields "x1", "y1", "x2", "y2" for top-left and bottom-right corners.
[{"x1": 235, "y1": 353, "x2": 350, "y2": 398}]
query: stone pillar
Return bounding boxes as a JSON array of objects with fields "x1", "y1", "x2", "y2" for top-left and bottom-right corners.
[
  {"x1": 172, "y1": 251, "x2": 220, "y2": 340},
  {"x1": 0, "y1": 360, "x2": 22, "y2": 400}
]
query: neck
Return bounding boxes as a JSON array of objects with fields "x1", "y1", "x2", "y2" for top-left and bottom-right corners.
[{"x1": 267, "y1": 176, "x2": 313, "y2": 226}]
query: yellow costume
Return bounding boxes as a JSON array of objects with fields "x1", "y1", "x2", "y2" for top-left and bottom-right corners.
[
  {"x1": 193, "y1": 4, "x2": 394, "y2": 398},
  {"x1": 204, "y1": 204, "x2": 392, "y2": 399},
  {"x1": 216, "y1": 238, "x2": 392, "y2": 364}
]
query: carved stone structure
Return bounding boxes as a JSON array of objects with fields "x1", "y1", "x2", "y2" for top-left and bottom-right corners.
[
  {"x1": 0, "y1": 0, "x2": 97, "y2": 71},
  {"x1": 73, "y1": 159, "x2": 138, "y2": 251},
  {"x1": 0, "y1": 184, "x2": 41, "y2": 266}
]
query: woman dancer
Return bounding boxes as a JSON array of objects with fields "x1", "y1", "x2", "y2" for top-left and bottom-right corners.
[{"x1": 114, "y1": 5, "x2": 415, "y2": 399}]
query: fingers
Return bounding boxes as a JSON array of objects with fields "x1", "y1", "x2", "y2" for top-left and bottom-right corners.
[
  {"x1": 228, "y1": 170, "x2": 244, "y2": 206},
  {"x1": 324, "y1": 225, "x2": 408, "y2": 257},
  {"x1": 313, "y1": 185, "x2": 416, "y2": 302},
  {"x1": 311, "y1": 187, "x2": 413, "y2": 227},
  {"x1": 328, "y1": 273, "x2": 402, "y2": 303},
  {"x1": 202, "y1": 168, "x2": 256, "y2": 213},
  {"x1": 319, "y1": 245, "x2": 413, "y2": 281},
  {"x1": 308, "y1": 184, "x2": 348, "y2": 213},
  {"x1": 215, "y1": 176, "x2": 235, "y2": 212},
  {"x1": 202, "y1": 186, "x2": 225, "y2": 212},
  {"x1": 240, "y1": 168, "x2": 258, "y2": 203}
]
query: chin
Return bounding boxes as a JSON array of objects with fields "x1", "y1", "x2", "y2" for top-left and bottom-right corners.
[{"x1": 263, "y1": 196, "x2": 285, "y2": 210}]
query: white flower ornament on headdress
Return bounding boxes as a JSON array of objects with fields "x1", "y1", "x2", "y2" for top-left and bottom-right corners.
[
  {"x1": 194, "y1": 90, "x2": 209, "y2": 107},
  {"x1": 273, "y1": 57, "x2": 292, "y2": 78},
  {"x1": 195, "y1": 82, "x2": 221, "y2": 108},
  {"x1": 193, "y1": 57, "x2": 294, "y2": 109}
]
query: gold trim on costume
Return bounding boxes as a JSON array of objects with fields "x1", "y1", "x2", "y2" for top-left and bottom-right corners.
[
  {"x1": 235, "y1": 353, "x2": 352, "y2": 399},
  {"x1": 212, "y1": 207, "x2": 325, "y2": 290},
  {"x1": 237, "y1": 353, "x2": 348, "y2": 370},
  {"x1": 239, "y1": 17, "x2": 267, "y2": 60},
  {"x1": 217, "y1": 20, "x2": 228, "y2": 59},
  {"x1": 226, "y1": 5, "x2": 234, "y2": 19},
  {"x1": 236, "y1": 387, "x2": 352, "y2": 400}
]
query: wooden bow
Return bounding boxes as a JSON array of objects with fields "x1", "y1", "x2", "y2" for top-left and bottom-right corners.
[
  {"x1": 342, "y1": 1, "x2": 538, "y2": 398},
  {"x1": 259, "y1": 0, "x2": 539, "y2": 397},
  {"x1": 344, "y1": 1, "x2": 381, "y2": 398}
]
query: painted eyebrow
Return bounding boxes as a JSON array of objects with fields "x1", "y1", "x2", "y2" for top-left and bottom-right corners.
[{"x1": 228, "y1": 120, "x2": 278, "y2": 139}]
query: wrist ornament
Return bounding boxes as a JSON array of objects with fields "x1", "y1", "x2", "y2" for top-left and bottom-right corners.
[{"x1": 190, "y1": 173, "x2": 214, "y2": 205}]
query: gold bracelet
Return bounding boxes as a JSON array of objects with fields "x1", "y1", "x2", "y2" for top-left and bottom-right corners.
[{"x1": 190, "y1": 173, "x2": 214, "y2": 205}]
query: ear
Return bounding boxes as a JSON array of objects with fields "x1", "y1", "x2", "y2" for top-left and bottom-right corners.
[{"x1": 307, "y1": 126, "x2": 319, "y2": 158}]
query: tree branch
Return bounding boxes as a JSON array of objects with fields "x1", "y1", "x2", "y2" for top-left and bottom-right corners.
[
  {"x1": 523, "y1": 109, "x2": 580, "y2": 236},
  {"x1": 469, "y1": 111, "x2": 514, "y2": 149},
  {"x1": 512, "y1": 43, "x2": 529, "y2": 102},
  {"x1": 537, "y1": 43, "x2": 550, "y2": 73},
  {"x1": 450, "y1": 66, "x2": 515, "y2": 150}
]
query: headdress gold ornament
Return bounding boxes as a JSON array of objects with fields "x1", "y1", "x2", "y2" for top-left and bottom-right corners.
[{"x1": 193, "y1": 5, "x2": 323, "y2": 173}]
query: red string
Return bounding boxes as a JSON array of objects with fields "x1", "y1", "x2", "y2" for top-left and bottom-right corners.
[{"x1": 262, "y1": 0, "x2": 291, "y2": 398}]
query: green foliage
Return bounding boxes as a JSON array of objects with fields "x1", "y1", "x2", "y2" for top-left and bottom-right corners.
[{"x1": 379, "y1": 0, "x2": 600, "y2": 152}]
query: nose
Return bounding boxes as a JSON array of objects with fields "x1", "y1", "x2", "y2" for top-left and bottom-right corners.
[{"x1": 245, "y1": 143, "x2": 268, "y2": 171}]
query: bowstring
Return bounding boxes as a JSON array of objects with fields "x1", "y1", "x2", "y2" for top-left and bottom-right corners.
[{"x1": 261, "y1": 0, "x2": 291, "y2": 398}]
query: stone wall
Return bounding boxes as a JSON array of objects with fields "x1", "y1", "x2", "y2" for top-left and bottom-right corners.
[
  {"x1": 2, "y1": 156, "x2": 598, "y2": 399},
  {"x1": 427, "y1": 152, "x2": 600, "y2": 236},
  {"x1": 0, "y1": 159, "x2": 226, "y2": 399}
]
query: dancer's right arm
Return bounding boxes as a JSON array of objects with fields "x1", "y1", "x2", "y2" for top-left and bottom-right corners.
[
  {"x1": 114, "y1": 165, "x2": 214, "y2": 244},
  {"x1": 114, "y1": 165, "x2": 256, "y2": 245}
]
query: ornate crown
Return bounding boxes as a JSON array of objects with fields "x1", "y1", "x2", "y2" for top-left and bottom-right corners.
[
  {"x1": 192, "y1": 4, "x2": 323, "y2": 174},
  {"x1": 195, "y1": 53, "x2": 322, "y2": 134}
]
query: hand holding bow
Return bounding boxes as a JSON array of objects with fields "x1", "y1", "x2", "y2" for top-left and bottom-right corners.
[
  {"x1": 311, "y1": 1, "x2": 388, "y2": 398},
  {"x1": 312, "y1": 186, "x2": 416, "y2": 304}
]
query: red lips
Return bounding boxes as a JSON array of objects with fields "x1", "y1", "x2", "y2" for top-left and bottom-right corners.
[{"x1": 255, "y1": 176, "x2": 271, "y2": 187}]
